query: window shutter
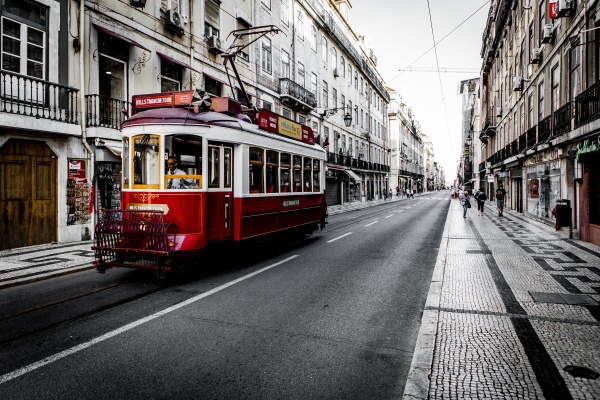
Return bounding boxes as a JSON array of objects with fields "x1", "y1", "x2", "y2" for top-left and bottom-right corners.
[{"x1": 205, "y1": 0, "x2": 220, "y2": 28}]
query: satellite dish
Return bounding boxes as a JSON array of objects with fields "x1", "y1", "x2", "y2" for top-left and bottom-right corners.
[{"x1": 191, "y1": 89, "x2": 212, "y2": 109}]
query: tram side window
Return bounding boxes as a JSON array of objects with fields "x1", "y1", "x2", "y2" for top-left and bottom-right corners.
[
  {"x1": 280, "y1": 153, "x2": 291, "y2": 193},
  {"x1": 312, "y1": 159, "x2": 320, "y2": 192},
  {"x1": 166, "y1": 135, "x2": 202, "y2": 189},
  {"x1": 224, "y1": 148, "x2": 232, "y2": 188},
  {"x1": 249, "y1": 147, "x2": 264, "y2": 193},
  {"x1": 303, "y1": 158, "x2": 312, "y2": 192},
  {"x1": 133, "y1": 135, "x2": 160, "y2": 188},
  {"x1": 292, "y1": 155, "x2": 302, "y2": 192},
  {"x1": 209, "y1": 146, "x2": 220, "y2": 188},
  {"x1": 123, "y1": 138, "x2": 130, "y2": 188},
  {"x1": 266, "y1": 150, "x2": 279, "y2": 193}
]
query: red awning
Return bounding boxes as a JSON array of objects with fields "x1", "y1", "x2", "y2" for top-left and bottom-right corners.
[
  {"x1": 92, "y1": 23, "x2": 150, "y2": 51},
  {"x1": 157, "y1": 52, "x2": 199, "y2": 73}
]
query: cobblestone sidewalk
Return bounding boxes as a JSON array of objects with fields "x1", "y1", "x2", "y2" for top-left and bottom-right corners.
[{"x1": 403, "y1": 200, "x2": 600, "y2": 399}]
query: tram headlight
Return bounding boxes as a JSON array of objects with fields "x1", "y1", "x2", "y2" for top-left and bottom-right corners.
[{"x1": 168, "y1": 239, "x2": 175, "y2": 248}]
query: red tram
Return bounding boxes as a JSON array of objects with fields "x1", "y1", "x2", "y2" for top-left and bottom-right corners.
[{"x1": 92, "y1": 91, "x2": 327, "y2": 276}]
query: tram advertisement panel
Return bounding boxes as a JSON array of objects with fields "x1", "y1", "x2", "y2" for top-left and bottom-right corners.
[{"x1": 258, "y1": 110, "x2": 315, "y2": 145}]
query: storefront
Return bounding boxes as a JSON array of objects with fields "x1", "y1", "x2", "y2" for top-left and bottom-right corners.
[
  {"x1": 525, "y1": 149, "x2": 561, "y2": 222},
  {"x1": 573, "y1": 134, "x2": 600, "y2": 246}
]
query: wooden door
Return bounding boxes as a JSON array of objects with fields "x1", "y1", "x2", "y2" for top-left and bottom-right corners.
[{"x1": 0, "y1": 139, "x2": 57, "y2": 250}]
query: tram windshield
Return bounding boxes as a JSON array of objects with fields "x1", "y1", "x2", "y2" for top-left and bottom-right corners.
[
  {"x1": 132, "y1": 135, "x2": 160, "y2": 188},
  {"x1": 164, "y1": 135, "x2": 203, "y2": 189}
]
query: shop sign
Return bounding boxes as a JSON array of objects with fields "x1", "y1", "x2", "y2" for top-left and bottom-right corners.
[
  {"x1": 258, "y1": 110, "x2": 315, "y2": 144},
  {"x1": 68, "y1": 159, "x2": 86, "y2": 179},
  {"x1": 549, "y1": 1, "x2": 558, "y2": 19},
  {"x1": 487, "y1": 174, "x2": 494, "y2": 183},
  {"x1": 525, "y1": 149, "x2": 559, "y2": 166},
  {"x1": 575, "y1": 136, "x2": 600, "y2": 161}
]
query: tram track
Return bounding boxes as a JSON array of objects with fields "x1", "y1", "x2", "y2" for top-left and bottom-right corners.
[{"x1": 0, "y1": 280, "x2": 173, "y2": 346}]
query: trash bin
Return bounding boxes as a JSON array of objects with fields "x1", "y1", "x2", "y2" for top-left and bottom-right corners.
[{"x1": 555, "y1": 199, "x2": 571, "y2": 227}]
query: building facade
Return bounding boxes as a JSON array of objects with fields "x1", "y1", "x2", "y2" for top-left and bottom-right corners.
[{"x1": 479, "y1": 0, "x2": 600, "y2": 245}]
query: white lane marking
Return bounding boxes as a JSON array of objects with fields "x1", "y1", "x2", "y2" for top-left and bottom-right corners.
[
  {"x1": 327, "y1": 232, "x2": 353, "y2": 243},
  {"x1": 365, "y1": 221, "x2": 378, "y2": 227},
  {"x1": 397, "y1": 210, "x2": 405, "y2": 213},
  {"x1": 0, "y1": 255, "x2": 299, "y2": 385},
  {"x1": 385, "y1": 214, "x2": 394, "y2": 219}
]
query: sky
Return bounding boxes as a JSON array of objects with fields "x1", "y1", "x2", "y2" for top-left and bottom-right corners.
[{"x1": 348, "y1": 0, "x2": 490, "y2": 184}]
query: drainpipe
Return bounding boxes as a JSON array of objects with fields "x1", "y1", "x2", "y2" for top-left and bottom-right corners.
[{"x1": 80, "y1": 0, "x2": 95, "y2": 239}]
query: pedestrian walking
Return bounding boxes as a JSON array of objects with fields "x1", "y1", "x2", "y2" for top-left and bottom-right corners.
[
  {"x1": 475, "y1": 188, "x2": 487, "y2": 216},
  {"x1": 460, "y1": 190, "x2": 471, "y2": 218},
  {"x1": 495, "y1": 184, "x2": 507, "y2": 217},
  {"x1": 389, "y1": 188, "x2": 393, "y2": 199}
]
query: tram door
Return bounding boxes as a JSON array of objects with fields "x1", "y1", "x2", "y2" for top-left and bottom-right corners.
[{"x1": 207, "y1": 144, "x2": 233, "y2": 241}]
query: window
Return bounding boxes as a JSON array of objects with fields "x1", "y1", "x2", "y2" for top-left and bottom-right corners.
[
  {"x1": 224, "y1": 148, "x2": 231, "y2": 188},
  {"x1": 551, "y1": 64, "x2": 559, "y2": 113},
  {"x1": 249, "y1": 147, "x2": 264, "y2": 193},
  {"x1": 282, "y1": 50, "x2": 290, "y2": 79},
  {"x1": 297, "y1": 62, "x2": 305, "y2": 87},
  {"x1": 161, "y1": 0, "x2": 181, "y2": 12},
  {"x1": 161, "y1": 59, "x2": 182, "y2": 92},
  {"x1": 235, "y1": 19, "x2": 249, "y2": 61},
  {"x1": 282, "y1": 108, "x2": 291, "y2": 119},
  {"x1": 528, "y1": 93, "x2": 533, "y2": 129},
  {"x1": 163, "y1": 135, "x2": 202, "y2": 189},
  {"x1": 310, "y1": 25, "x2": 317, "y2": 52},
  {"x1": 322, "y1": 81, "x2": 328, "y2": 107},
  {"x1": 209, "y1": 146, "x2": 220, "y2": 188},
  {"x1": 262, "y1": 100, "x2": 272, "y2": 110},
  {"x1": 261, "y1": 37, "x2": 272, "y2": 74},
  {"x1": 204, "y1": 0, "x2": 220, "y2": 38},
  {"x1": 340, "y1": 57, "x2": 345, "y2": 77},
  {"x1": 311, "y1": 73, "x2": 317, "y2": 94},
  {"x1": 266, "y1": 150, "x2": 278, "y2": 193},
  {"x1": 281, "y1": 0, "x2": 289, "y2": 26},
  {"x1": 332, "y1": 88, "x2": 337, "y2": 109},
  {"x1": 348, "y1": 64, "x2": 352, "y2": 85},
  {"x1": 570, "y1": 45, "x2": 581, "y2": 102},
  {"x1": 292, "y1": 155, "x2": 302, "y2": 191},
  {"x1": 538, "y1": 0, "x2": 546, "y2": 45},
  {"x1": 360, "y1": 77, "x2": 364, "y2": 94},
  {"x1": 204, "y1": 75, "x2": 221, "y2": 96},
  {"x1": 280, "y1": 153, "x2": 290, "y2": 192},
  {"x1": 133, "y1": 135, "x2": 160, "y2": 188},
  {"x1": 341, "y1": 94, "x2": 345, "y2": 112},
  {"x1": 537, "y1": 80, "x2": 544, "y2": 123},
  {"x1": 1, "y1": 0, "x2": 48, "y2": 80},
  {"x1": 298, "y1": 115, "x2": 306, "y2": 124},
  {"x1": 296, "y1": 12, "x2": 304, "y2": 40},
  {"x1": 354, "y1": 71, "x2": 358, "y2": 89},
  {"x1": 321, "y1": 36, "x2": 328, "y2": 64},
  {"x1": 303, "y1": 158, "x2": 312, "y2": 192},
  {"x1": 331, "y1": 47, "x2": 337, "y2": 71},
  {"x1": 312, "y1": 159, "x2": 320, "y2": 192}
]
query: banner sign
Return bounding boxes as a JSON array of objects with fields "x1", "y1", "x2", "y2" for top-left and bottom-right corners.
[
  {"x1": 258, "y1": 109, "x2": 315, "y2": 144},
  {"x1": 132, "y1": 91, "x2": 195, "y2": 112},
  {"x1": 575, "y1": 135, "x2": 600, "y2": 161},
  {"x1": 549, "y1": 1, "x2": 558, "y2": 19}
]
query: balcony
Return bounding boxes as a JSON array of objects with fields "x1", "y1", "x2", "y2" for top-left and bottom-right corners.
[
  {"x1": 537, "y1": 115, "x2": 553, "y2": 143},
  {"x1": 86, "y1": 95, "x2": 131, "y2": 129},
  {"x1": 1, "y1": 70, "x2": 79, "y2": 124},
  {"x1": 278, "y1": 78, "x2": 317, "y2": 112},
  {"x1": 518, "y1": 132, "x2": 527, "y2": 152},
  {"x1": 510, "y1": 140, "x2": 517, "y2": 156},
  {"x1": 553, "y1": 101, "x2": 571, "y2": 137},
  {"x1": 575, "y1": 81, "x2": 600, "y2": 128},
  {"x1": 482, "y1": 117, "x2": 497, "y2": 136}
]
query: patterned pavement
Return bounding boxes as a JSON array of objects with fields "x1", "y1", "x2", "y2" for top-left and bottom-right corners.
[{"x1": 403, "y1": 198, "x2": 600, "y2": 400}]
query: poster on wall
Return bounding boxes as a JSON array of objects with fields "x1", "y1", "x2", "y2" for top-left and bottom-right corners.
[
  {"x1": 529, "y1": 179, "x2": 539, "y2": 198},
  {"x1": 67, "y1": 159, "x2": 91, "y2": 225}
]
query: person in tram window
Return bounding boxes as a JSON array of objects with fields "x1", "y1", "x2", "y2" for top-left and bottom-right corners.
[{"x1": 166, "y1": 157, "x2": 189, "y2": 189}]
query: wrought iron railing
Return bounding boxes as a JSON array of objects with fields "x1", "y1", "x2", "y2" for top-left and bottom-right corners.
[
  {"x1": 86, "y1": 95, "x2": 131, "y2": 129},
  {"x1": 526, "y1": 125, "x2": 537, "y2": 148},
  {"x1": 538, "y1": 115, "x2": 553, "y2": 143},
  {"x1": 510, "y1": 139, "x2": 518, "y2": 156},
  {"x1": 553, "y1": 101, "x2": 571, "y2": 137},
  {"x1": 482, "y1": 117, "x2": 497, "y2": 135},
  {"x1": 1, "y1": 70, "x2": 78, "y2": 124},
  {"x1": 279, "y1": 78, "x2": 317, "y2": 108},
  {"x1": 518, "y1": 132, "x2": 527, "y2": 151},
  {"x1": 575, "y1": 81, "x2": 600, "y2": 128}
]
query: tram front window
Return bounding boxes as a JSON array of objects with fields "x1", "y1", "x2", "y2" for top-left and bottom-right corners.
[
  {"x1": 164, "y1": 135, "x2": 203, "y2": 189},
  {"x1": 132, "y1": 135, "x2": 160, "y2": 188}
]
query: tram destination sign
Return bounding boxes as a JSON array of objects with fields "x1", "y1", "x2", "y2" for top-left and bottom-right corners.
[{"x1": 258, "y1": 110, "x2": 315, "y2": 145}]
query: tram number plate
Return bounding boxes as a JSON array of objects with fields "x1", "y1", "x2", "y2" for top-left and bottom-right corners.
[{"x1": 283, "y1": 200, "x2": 300, "y2": 207}]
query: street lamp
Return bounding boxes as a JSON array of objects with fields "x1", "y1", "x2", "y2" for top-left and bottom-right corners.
[{"x1": 320, "y1": 107, "x2": 352, "y2": 127}]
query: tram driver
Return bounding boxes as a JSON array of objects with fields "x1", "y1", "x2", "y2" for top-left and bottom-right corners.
[{"x1": 166, "y1": 157, "x2": 190, "y2": 189}]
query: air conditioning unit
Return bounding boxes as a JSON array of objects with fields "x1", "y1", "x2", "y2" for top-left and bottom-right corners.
[
  {"x1": 557, "y1": 0, "x2": 575, "y2": 17},
  {"x1": 531, "y1": 48, "x2": 541, "y2": 64},
  {"x1": 496, "y1": 106, "x2": 502, "y2": 117},
  {"x1": 333, "y1": 68, "x2": 339, "y2": 77},
  {"x1": 129, "y1": 0, "x2": 146, "y2": 7},
  {"x1": 542, "y1": 24, "x2": 554, "y2": 44},
  {"x1": 165, "y1": 9, "x2": 183, "y2": 33},
  {"x1": 513, "y1": 76, "x2": 523, "y2": 91},
  {"x1": 208, "y1": 36, "x2": 223, "y2": 54}
]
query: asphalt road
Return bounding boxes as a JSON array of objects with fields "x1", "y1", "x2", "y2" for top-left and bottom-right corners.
[{"x1": 0, "y1": 193, "x2": 450, "y2": 399}]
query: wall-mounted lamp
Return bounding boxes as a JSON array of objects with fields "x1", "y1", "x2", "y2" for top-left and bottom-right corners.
[{"x1": 319, "y1": 107, "x2": 352, "y2": 127}]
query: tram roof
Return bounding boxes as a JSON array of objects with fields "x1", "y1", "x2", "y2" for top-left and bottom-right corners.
[{"x1": 122, "y1": 107, "x2": 249, "y2": 130}]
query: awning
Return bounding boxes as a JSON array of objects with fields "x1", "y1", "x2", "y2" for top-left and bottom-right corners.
[
  {"x1": 93, "y1": 23, "x2": 150, "y2": 51},
  {"x1": 96, "y1": 139, "x2": 122, "y2": 157},
  {"x1": 157, "y1": 52, "x2": 199, "y2": 73},
  {"x1": 204, "y1": 72, "x2": 231, "y2": 87},
  {"x1": 344, "y1": 169, "x2": 361, "y2": 182}
]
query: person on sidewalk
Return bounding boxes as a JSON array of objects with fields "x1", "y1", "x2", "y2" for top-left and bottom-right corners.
[
  {"x1": 495, "y1": 184, "x2": 507, "y2": 217},
  {"x1": 475, "y1": 188, "x2": 487, "y2": 216},
  {"x1": 460, "y1": 190, "x2": 471, "y2": 218}
]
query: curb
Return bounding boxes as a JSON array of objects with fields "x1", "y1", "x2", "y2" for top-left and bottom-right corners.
[{"x1": 402, "y1": 199, "x2": 452, "y2": 399}]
